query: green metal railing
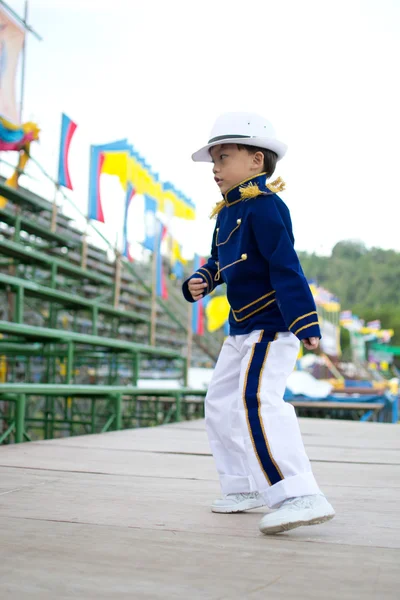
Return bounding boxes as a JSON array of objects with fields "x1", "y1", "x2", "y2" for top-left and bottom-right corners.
[
  {"x1": 0, "y1": 320, "x2": 187, "y2": 386},
  {"x1": 0, "y1": 384, "x2": 207, "y2": 443}
]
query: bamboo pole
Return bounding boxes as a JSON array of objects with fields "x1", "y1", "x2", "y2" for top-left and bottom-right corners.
[
  {"x1": 50, "y1": 183, "x2": 59, "y2": 232},
  {"x1": 81, "y1": 218, "x2": 89, "y2": 269},
  {"x1": 113, "y1": 251, "x2": 122, "y2": 309}
]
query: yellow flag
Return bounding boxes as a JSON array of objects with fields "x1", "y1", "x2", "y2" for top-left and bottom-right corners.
[{"x1": 206, "y1": 295, "x2": 230, "y2": 332}]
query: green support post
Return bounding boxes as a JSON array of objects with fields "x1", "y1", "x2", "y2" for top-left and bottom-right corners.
[
  {"x1": 15, "y1": 286, "x2": 24, "y2": 323},
  {"x1": 67, "y1": 396, "x2": 73, "y2": 436},
  {"x1": 44, "y1": 396, "x2": 50, "y2": 439},
  {"x1": 92, "y1": 305, "x2": 98, "y2": 336},
  {"x1": 107, "y1": 355, "x2": 112, "y2": 385},
  {"x1": 50, "y1": 262, "x2": 57, "y2": 288},
  {"x1": 49, "y1": 396, "x2": 55, "y2": 439},
  {"x1": 132, "y1": 352, "x2": 140, "y2": 385},
  {"x1": 175, "y1": 392, "x2": 182, "y2": 423},
  {"x1": 49, "y1": 304, "x2": 57, "y2": 329},
  {"x1": 91, "y1": 398, "x2": 96, "y2": 433},
  {"x1": 15, "y1": 394, "x2": 26, "y2": 443},
  {"x1": 66, "y1": 341, "x2": 74, "y2": 384},
  {"x1": 114, "y1": 393, "x2": 122, "y2": 431},
  {"x1": 182, "y1": 357, "x2": 188, "y2": 387},
  {"x1": 14, "y1": 213, "x2": 22, "y2": 242}
]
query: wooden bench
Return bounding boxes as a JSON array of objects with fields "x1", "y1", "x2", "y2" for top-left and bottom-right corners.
[{"x1": 288, "y1": 400, "x2": 387, "y2": 422}]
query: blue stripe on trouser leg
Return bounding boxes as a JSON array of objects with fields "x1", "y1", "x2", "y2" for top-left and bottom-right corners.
[{"x1": 243, "y1": 331, "x2": 284, "y2": 486}]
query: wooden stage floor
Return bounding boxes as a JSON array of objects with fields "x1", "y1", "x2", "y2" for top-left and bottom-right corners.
[{"x1": 1, "y1": 418, "x2": 399, "y2": 599}]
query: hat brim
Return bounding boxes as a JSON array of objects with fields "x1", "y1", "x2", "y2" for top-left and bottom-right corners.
[{"x1": 192, "y1": 137, "x2": 288, "y2": 163}]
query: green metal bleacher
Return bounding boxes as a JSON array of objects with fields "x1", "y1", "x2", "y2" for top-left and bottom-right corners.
[{"x1": 0, "y1": 175, "x2": 222, "y2": 444}]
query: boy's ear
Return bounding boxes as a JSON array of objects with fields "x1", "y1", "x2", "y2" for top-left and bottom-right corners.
[{"x1": 253, "y1": 151, "x2": 264, "y2": 168}]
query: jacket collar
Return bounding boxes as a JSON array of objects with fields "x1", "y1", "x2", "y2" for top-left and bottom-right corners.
[{"x1": 223, "y1": 173, "x2": 268, "y2": 206}]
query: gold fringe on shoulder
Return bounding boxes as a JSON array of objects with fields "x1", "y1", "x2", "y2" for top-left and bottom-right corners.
[
  {"x1": 266, "y1": 176, "x2": 286, "y2": 194},
  {"x1": 239, "y1": 182, "x2": 265, "y2": 200},
  {"x1": 239, "y1": 176, "x2": 286, "y2": 200},
  {"x1": 209, "y1": 176, "x2": 286, "y2": 219},
  {"x1": 210, "y1": 199, "x2": 226, "y2": 219}
]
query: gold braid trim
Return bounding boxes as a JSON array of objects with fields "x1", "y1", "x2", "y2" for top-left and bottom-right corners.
[
  {"x1": 209, "y1": 177, "x2": 286, "y2": 219},
  {"x1": 210, "y1": 200, "x2": 226, "y2": 219},
  {"x1": 266, "y1": 176, "x2": 286, "y2": 193}
]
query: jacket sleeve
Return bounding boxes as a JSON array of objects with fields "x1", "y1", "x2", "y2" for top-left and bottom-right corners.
[
  {"x1": 182, "y1": 220, "x2": 223, "y2": 303},
  {"x1": 250, "y1": 197, "x2": 321, "y2": 340}
]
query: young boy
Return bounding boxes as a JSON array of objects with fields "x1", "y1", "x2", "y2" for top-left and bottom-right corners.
[{"x1": 182, "y1": 112, "x2": 335, "y2": 534}]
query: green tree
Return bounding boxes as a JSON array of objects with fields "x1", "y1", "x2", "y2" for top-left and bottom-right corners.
[{"x1": 299, "y1": 242, "x2": 400, "y2": 343}]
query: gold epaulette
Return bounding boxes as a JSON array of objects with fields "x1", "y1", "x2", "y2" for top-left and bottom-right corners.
[
  {"x1": 266, "y1": 176, "x2": 286, "y2": 194},
  {"x1": 209, "y1": 177, "x2": 286, "y2": 219}
]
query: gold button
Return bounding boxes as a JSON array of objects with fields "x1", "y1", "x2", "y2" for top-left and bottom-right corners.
[
  {"x1": 241, "y1": 253, "x2": 247, "y2": 260},
  {"x1": 237, "y1": 218, "x2": 241, "y2": 225},
  {"x1": 216, "y1": 228, "x2": 219, "y2": 232}
]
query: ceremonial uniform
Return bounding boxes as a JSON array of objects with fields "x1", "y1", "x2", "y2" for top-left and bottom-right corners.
[
  {"x1": 182, "y1": 173, "x2": 322, "y2": 508},
  {"x1": 183, "y1": 111, "x2": 334, "y2": 532}
]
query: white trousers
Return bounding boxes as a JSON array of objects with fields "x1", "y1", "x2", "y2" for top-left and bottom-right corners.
[{"x1": 205, "y1": 330, "x2": 321, "y2": 508}]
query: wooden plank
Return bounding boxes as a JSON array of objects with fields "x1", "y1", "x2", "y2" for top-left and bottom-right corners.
[
  {"x1": 1, "y1": 456, "x2": 400, "y2": 491},
  {"x1": 1, "y1": 418, "x2": 400, "y2": 598},
  {"x1": 0, "y1": 468, "x2": 399, "y2": 549},
  {"x1": 19, "y1": 421, "x2": 398, "y2": 463},
  {"x1": 291, "y1": 401, "x2": 384, "y2": 410},
  {"x1": 0, "y1": 517, "x2": 398, "y2": 600}
]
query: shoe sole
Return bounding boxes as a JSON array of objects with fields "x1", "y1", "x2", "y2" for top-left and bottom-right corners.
[
  {"x1": 212, "y1": 500, "x2": 266, "y2": 514},
  {"x1": 259, "y1": 512, "x2": 335, "y2": 534}
]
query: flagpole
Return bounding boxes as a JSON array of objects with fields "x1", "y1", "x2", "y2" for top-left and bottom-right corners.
[
  {"x1": 0, "y1": 0, "x2": 41, "y2": 39},
  {"x1": 150, "y1": 226, "x2": 160, "y2": 346},
  {"x1": 19, "y1": 0, "x2": 28, "y2": 123}
]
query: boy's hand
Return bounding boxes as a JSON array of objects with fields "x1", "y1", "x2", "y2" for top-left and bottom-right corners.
[
  {"x1": 188, "y1": 278, "x2": 207, "y2": 301},
  {"x1": 303, "y1": 337, "x2": 319, "y2": 351}
]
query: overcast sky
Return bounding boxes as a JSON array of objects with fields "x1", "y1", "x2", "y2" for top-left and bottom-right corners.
[{"x1": 6, "y1": 0, "x2": 400, "y2": 258}]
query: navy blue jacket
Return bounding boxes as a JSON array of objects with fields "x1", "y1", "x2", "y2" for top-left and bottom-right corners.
[{"x1": 182, "y1": 174, "x2": 320, "y2": 340}]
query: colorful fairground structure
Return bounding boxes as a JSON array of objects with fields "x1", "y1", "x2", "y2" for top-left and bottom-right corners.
[
  {"x1": 284, "y1": 283, "x2": 398, "y2": 423},
  {"x1": 0, "y1": 1, "x2": 397, "y2": 446}
]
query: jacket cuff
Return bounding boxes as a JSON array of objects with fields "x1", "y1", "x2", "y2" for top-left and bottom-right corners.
[
  {"x1": 196, "y1": 266, "x2": 215, "y2": 294},
  {"x1": 182, "y1": 269, "x2": 212, "y2": 303},
  {"x1": 288, "y1": 311, "x2": 321, "y2": 340},
  {"x1": 182, "y1": 278, "x2": 196, "y2": 303}
]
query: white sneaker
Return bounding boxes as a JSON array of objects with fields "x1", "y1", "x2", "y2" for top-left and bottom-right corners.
[
  {"x1": 212, "y1": 492, "x2": 266, "y2": 513},
  {"x1": 259, "y1": 494, "x2": 335, "y2": 534}
]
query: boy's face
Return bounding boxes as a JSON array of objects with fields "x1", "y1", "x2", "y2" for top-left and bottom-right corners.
[{"x1": 210, "y1": 144, "x2": 264, "y2": 195}]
